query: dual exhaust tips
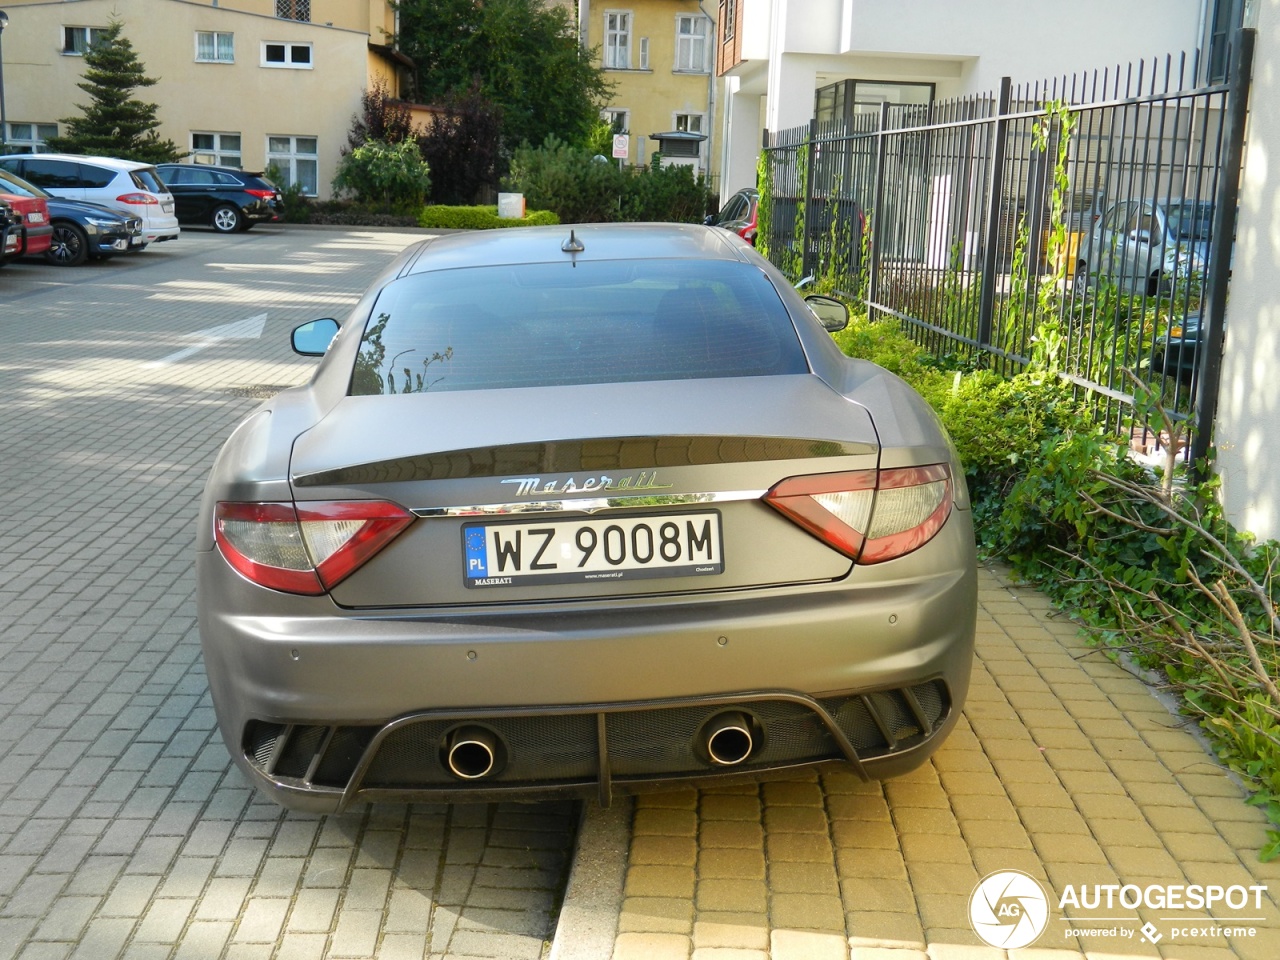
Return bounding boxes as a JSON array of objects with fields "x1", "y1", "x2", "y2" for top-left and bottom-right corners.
[{"x1": 441, "y1": 711, "x2": 762, "y2": 781}]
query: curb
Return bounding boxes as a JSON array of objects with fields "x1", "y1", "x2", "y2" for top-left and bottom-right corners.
[{"x1": 548, "y1": 797, "x2": 632, "y2": 960}]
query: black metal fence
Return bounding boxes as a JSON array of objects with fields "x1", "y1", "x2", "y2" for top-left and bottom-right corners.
[{"x1": 759, "y1": 30, "x2": 1254, "y2": 465}]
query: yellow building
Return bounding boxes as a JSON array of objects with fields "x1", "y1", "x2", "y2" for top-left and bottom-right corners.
[
  {"x1": 0, "y1": 0, "x2": 405, "y2": 198},
  {"x1": 579, "y1": 0, "x2": 719, "y2": 180}
]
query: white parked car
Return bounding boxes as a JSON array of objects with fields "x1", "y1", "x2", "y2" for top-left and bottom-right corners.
[
  {"x1": 1074, "y1": 198, "x2": 1215, "y2": 298},
  {"x1": 0, "y1": 154, "x2": 180, "y2": 247}
]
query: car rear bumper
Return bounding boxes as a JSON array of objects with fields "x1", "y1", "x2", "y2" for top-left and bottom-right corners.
[
  {"x1": 12, "y1": 222, "x2": 53, "y2": 257},
  {"x1": 198, "y1": 512, "x2": 977, "y2": 811}
]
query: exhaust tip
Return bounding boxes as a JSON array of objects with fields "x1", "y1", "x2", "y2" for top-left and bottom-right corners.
[
  {"x1": 443, "y1": 726, "x2": 504, "y2": 780},
  {"x1": 704, "y1": 711, "x2": 756, "y2": 766}
]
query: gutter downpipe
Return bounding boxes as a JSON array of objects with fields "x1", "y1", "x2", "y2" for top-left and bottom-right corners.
[{"x1": 697, "y1": 1, "x2": 717, "y2": 192}]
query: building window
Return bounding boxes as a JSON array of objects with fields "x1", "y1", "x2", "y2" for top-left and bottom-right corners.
[
  {"x1": 63, "y1": 26, "x2": 107, "y2": 55},
  {"x1": 602, "y1": 109, "x2": 630, "y2": 134},
  {"x1": 262, "y1": 42, "x2": 313, "y2": 68},
  {"x1": 4, "y1": 123, "x2": 58, "y2": 154},
  {"x1": 276, "y1": 0, "x2": 311, "y2": 21},
  {"x1": 720, "y1": 0, "x2": 736, "y2": 40},
  {"x1": 196, "y1": 32, "x2": 235, "y2": 63},
  {"x1": 638, "y1": 37, "x2": 650, "y2": 70},
  {"x1": 604, "y1": 11, "x2": 631, "y2": 69},
  {"x1": 675, "y1": 15, "x2": 709, "y2": 72},
  {"x1": 815, "y1": 79, "x2": 935, "y2": 123},
  {"x1": 675, "y1": 113, "x2": 704, "y2": 135},
  {"x1": 192, "y1": 133, "x2": 242, "y2": 167},
  {"x1": 267, "y1": 136, "x2": 318, "y2": 196}
]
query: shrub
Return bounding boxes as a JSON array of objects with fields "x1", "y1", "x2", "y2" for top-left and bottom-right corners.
[
  {"x1": 332, "y1": 139, "x2": 432, "y2": 212},
  {"x1": 506, "y1": 136, "x2": 626, "y2": 223},
  {"x1": 832, "y1": 307, "x2": 1280, "y2": 860},
  {"x1": 418, "y1": 205, "x2": 559, "y2": 230},
  {"x1": 620, "y1": 161, "x2": 713, "y2": 223},
  {"x1": 505, "y1": 137, "x2": 714, "y2": 224}
]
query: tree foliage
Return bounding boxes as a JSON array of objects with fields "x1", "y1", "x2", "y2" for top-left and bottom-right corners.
[
  {"x1": 417, "y1": 83, "x2": 504, "y2": 205},
  {"x1": 346, "y1": 80, "x2": 418, "y2": 152},
  {"x1": 396, "y1": 0, "x2": 611, "y2": 149},
  {"x1": 45, "y1": 19, "x2": 181, "y2": 163}
]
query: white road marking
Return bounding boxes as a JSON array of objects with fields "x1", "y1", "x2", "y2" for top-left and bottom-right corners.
[{"x1": 146, "y1": 313, "x2": 268, "y2": 366}]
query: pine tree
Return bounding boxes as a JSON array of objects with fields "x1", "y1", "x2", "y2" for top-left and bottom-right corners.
[{"x1": 45, "y1": 20, "x2": 182, "y2": 163}]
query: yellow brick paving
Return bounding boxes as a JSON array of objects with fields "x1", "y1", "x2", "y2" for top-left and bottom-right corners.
[{"x1": 607, "y1": 564, "x2": 1280, "y2": 960}]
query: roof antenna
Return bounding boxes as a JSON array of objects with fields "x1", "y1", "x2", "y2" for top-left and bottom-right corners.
[{"x1": 561, "y1": 229, "x2": 585, "y2": 254}]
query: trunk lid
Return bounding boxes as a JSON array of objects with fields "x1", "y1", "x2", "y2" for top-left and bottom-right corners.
[{"x1": 290, "y1": 375, "x2": 881, "y2": 606}]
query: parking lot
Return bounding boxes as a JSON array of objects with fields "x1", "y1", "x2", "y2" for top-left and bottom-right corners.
[
  {"x1": 3, "y1": 227, "x2": 1280, "y2": 960},
  {"x1": 0, "y1": 228, "x2": 576, "y2": 960}
]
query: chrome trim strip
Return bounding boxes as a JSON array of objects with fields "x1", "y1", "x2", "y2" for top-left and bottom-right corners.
[{"x1": 410, "y1": 489, "x2": 769, "y2": 518}]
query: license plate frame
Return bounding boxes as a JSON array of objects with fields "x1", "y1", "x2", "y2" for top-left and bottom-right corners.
[{"x1": 462, "y1": 511, "x2": 724, "y2": 588}]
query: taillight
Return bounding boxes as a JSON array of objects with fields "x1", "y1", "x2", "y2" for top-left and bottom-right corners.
[
  {"x1": 765, "y1": 464, "x2": 953, "y2": 564},
  {"x1": 117, "y1": 193, "x2": 160, "y2": 205},
  {"x1": 244, "y1": 189, "x2": 275, "y2": 199},
  {"x1": 214, "y1": 500, "x2": 413, "y2": 595}
]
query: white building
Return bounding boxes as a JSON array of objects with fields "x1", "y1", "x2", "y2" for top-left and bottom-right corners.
[
  {"x1": 714, "y1": 0, "x2": 1280, "y2": 545},
  {"x1": 714, "y1": 0, "x2": 1204, "y2": 196}
]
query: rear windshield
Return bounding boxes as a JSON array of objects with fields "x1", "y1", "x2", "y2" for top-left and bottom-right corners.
[
  {"x1": 350, "y1": 259, "x2": 807, "y2": 395},
  {"x1": 130, "y1": 168, "x2": 166, "y2": 193}
]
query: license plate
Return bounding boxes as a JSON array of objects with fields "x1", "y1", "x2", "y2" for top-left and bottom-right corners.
[
  {"x1": 162, "y1": 202, "x2": 174, "y2": 213},
  {"x1": 27, "y1": 212, "x2": 46, "y2": 224},
  {"x1": 131, "y1": 235, "x2": 146, "y2": 246},
  {"x1": 463, "y1": 512, "x2": 723, "y2": 588}
]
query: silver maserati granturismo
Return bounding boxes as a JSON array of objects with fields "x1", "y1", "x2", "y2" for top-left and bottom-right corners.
[{"x1": 196, "y1": 223, "x2": 977, "y2": 812}]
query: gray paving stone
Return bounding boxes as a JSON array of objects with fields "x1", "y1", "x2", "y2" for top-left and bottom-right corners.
[
  {"x1": 30, "y1": 895, "x2": 99, "y2": 942},
  {"x1": 232, "y1": 898, "x2": 290, "y2": 943},
  {"x1": 66, "y1": 917, "x2": 132, "y2": 960},
  {"x1": 0, "y1": 231, "x2": 578, "y2": 960},
  {"x1": 329, "y1": 908, "x2": 382, "y2": 957}
]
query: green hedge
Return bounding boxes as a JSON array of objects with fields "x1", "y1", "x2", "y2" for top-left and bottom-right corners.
[{"x1": 418, "y1": 205, "x2": 559, "y2": 230}]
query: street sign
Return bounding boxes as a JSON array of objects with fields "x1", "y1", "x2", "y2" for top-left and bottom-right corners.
[{"x1": 612, "y1": 134, "x2": 629, "y2": 160}]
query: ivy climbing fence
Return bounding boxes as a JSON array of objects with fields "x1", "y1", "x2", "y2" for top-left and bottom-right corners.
[{"x1": 759, "y1": 30, "x2": 1254, "y2": 466}]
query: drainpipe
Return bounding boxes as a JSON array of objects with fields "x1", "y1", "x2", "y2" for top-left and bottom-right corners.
[{"x1": 697, "y1": 1, "x2": 716, "y2": 188}]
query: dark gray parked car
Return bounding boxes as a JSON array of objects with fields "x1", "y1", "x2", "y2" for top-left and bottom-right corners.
[{"x1": 197, "y1": 223, "x2": 977, "y2": 812}]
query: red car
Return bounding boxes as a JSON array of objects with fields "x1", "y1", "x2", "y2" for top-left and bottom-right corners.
[
  {"x1": 705, "y1": 187, "x2": 759, "y2": 245},
  {"x1": 0, "y1": 200, "x2": 21, "y2": 262},
  {"x1": 0, "y1": 172, "x2": 53, "y2": 262}
]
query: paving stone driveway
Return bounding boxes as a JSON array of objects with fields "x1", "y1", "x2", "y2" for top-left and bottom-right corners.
[
  {"x1": 555, "y1": 568, "x2": 1280, "y2": 960},
  {"x1": 7, "y1": 226, "x2": 1280, "y2": 960},
  {"x1": 0, "y1": 229, "x2": 575, "y2": 960}
]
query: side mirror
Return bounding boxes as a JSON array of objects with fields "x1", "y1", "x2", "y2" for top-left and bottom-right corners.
[
  {"x1": 703, "y1": 214, "x2": 717, "y2": 226},
  {"x1": 1130, "y1": 229, "x2": 1152, "y2": 244},
  {"x1": 805, "y1": 295, "x2": 849, "y2": 333},
  {"x1": 292, "y1": 318, "x2": 340, "y2": 356}
]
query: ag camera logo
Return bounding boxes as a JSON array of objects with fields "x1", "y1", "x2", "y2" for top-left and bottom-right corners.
[{"x1": 969, "y1": 870, "x2": 1050, "y2": 949}]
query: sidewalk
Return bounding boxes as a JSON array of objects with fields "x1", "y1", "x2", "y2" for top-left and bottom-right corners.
[{"x1": 551, "y1": 563, "x2": 1280, "y2": 960}]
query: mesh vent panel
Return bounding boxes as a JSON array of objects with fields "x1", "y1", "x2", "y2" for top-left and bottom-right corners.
[{"x1": 275, "y1": 725, "x2": 327, "y2": 779}]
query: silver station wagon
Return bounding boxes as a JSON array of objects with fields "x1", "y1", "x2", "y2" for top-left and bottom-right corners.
[{"x1": 196, "y1": 223, "x2": 977, "y2": 812}]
